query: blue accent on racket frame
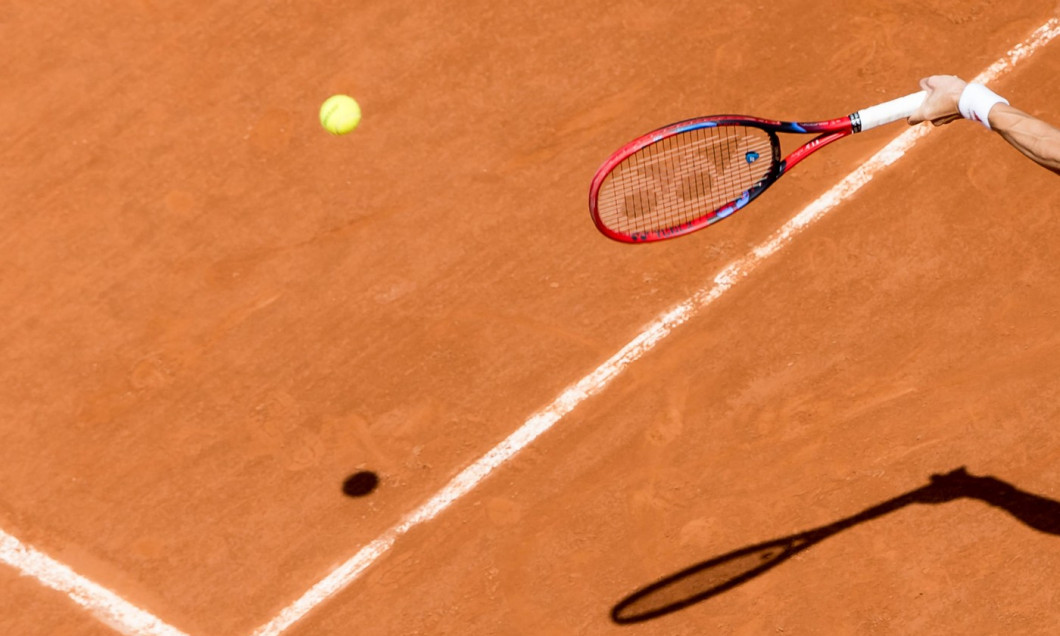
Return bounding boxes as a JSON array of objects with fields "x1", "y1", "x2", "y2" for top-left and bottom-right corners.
[
  {"x1": 716, "y1": 191, "x2": 752, "y2": 220},
  {"x1": 672, "y1": 121, "x2": 718, "y2": 135}
]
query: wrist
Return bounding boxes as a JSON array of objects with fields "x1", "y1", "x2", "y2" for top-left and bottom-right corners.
[{"x1": 958, "y1": 83, "x2": 1009, "y2": 130}]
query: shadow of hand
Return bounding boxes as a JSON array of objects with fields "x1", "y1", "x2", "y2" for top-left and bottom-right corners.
[{"x1": 905, "y1": 467, "x2": 1058, "y2": 534}]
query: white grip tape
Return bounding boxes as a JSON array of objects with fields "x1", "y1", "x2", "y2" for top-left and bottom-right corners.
[
  {"x1": 855, "y1": 91, "x2": 927, "y2": 132},
  {"x1": 958, "y1": 83, "x2": 1009, "y2": 129}
]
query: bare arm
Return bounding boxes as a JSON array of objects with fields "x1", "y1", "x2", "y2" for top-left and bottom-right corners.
[
  {"x1": 989, "y1": 104, "x2": 1060, "y2": 174},
  {"x1": 908, "y1": 74, "x2": 1060, "y2": 175}
]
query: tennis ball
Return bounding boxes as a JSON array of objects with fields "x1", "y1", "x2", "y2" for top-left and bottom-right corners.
[{"x1": 320, "y1": 95, "x2": 361, "y2": 135}]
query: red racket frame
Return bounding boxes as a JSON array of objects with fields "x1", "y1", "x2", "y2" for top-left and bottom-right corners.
[{"x1": 588, "y1": 114, "x2": 857, "y2": 243}]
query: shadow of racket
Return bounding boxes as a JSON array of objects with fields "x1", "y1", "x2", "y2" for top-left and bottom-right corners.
[{"x1": 612, "y1": 467, "x2": 1060, "y2": 624}]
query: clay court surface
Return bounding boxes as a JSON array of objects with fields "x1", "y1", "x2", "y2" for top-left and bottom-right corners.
[{"x1": 3, "y1": 2, "x2": 1060, "y2": 634}]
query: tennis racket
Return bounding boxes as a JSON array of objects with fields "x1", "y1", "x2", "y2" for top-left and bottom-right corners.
[{"x1": 588, "y1": 91, "x2": 927, "y2": 243}]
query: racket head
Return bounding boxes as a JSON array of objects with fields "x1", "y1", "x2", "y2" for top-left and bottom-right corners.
[{"x1": 589, "y1": 117, "x2": 783, "y2": 243}]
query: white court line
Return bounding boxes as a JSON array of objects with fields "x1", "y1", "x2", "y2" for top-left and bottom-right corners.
[
  {"x1": 251, "y1": 17, "x2": 1060, "y2": 636},
  {"x1": 0, "y1": 17, "x2": 1055, "y2": 636},
  {"x1": 0, "y1": 528, "x2": 188, "y2": 636}
]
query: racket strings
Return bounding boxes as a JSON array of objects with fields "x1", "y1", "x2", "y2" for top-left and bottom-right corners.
[{"x1": 596, "y1": 125, "x2": 774, "y2": 235}]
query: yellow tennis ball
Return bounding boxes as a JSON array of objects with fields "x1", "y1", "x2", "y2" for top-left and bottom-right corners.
[{"x1": 320, "y1": 95, "x2": 361, "y2": 135}]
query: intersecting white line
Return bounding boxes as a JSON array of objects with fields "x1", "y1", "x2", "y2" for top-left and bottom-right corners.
[
  {"x1": 0, "y1": 528, "x2": 187, "y2": 636},
  {"x1": 0, "y1": 16, "x2": 1056, "y2": 636},
  {"x1": 250, "y1": 17, "x2": 1060, "y2": 636}
]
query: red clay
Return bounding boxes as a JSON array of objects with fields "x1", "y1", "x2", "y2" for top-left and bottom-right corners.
[{"x1": 2, "y1": 1, "x2": 1059, "y2": 634}]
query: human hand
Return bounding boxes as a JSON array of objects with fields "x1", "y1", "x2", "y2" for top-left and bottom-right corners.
[{"x1": 908, "y1": 75, "x2": 967, "y2": 126}]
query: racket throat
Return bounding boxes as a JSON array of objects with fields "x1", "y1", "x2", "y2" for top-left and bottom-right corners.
[{"x1": 779, "y1": 130, "x2": 850, "y2": 174}]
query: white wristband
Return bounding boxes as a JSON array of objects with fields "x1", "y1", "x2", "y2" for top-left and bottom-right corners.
[{"x1": 958, "y1": 83, "x2": 1009, "y2": 130}]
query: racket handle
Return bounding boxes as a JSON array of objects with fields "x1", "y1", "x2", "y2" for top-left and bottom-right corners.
[{"x1": 852, "y1": 90, "x2": 927, "y2": 132}]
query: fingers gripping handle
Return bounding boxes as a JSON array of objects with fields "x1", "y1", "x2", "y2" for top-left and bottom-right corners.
[{"x1": 852, "y1": 91, "x2": 927, "y2": 132}]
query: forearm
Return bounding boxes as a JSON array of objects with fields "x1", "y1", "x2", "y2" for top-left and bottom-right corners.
[{"x1": 988, "y1": 104, "x2": 1060, "y2": 175}]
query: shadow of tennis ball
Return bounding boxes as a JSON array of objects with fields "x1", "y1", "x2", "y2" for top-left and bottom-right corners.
[{"x1": 342, "y1": 471, "x2": 380, "y2": 497}]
